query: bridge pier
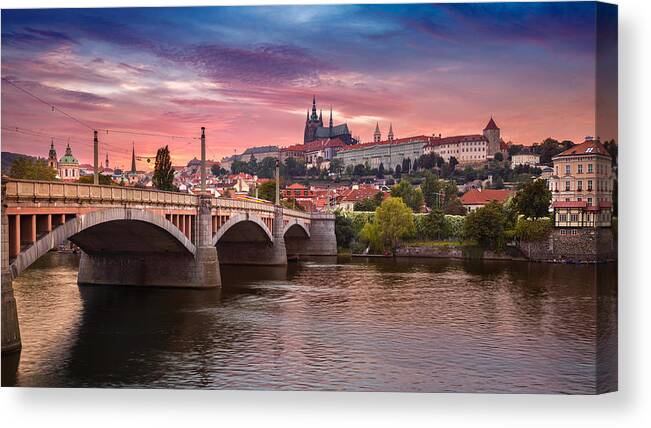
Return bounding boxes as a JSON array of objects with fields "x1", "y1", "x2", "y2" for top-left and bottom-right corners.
[
  {"x1": 78, "y1": 197, "x2": 221, "y2": 289},
  {"x1": 2, "y1": 188, "x2": 21, "y2": 354},
  {"x1": 290, "y1": 213, "x2": 337, "y2": 256},
  {"x1": 215, "y1": 207, "x2": 288, "y2": 266}
]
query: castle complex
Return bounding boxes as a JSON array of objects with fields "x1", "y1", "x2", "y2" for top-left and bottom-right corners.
[{"x1": 303, "y1": 96, "x2": 356, "y2": 146}]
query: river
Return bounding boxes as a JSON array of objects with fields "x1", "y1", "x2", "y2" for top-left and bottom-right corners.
[{"x1": 1, "y1": 252, "x2": 617, "y2": 393}]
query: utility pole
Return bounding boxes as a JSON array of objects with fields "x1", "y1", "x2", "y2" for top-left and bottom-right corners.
[
  {"x1": 200, "y1": 127, "x2": 206, "y2": 194},
  {"x1": 275, "y1": 157, "x2": 280, "y2": 206},
  {"x1": 93, "y1": 130, "x2": 99, "y2": 185}
]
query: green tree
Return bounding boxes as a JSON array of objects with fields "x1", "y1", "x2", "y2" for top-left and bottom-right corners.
[
  {"x1": 211, "y1": 164, "x2": 227, "y2": 176},
  {"x1": 377, "y1": 162, "x2": 385, "y2": 179},
  {"x1": 375, "y1": 197, "x2": 415, "y2": 253},
  {"x1": 421, "y1": 208, "x2": 446, "y2": 240},
  {"x1": 334, "y1": 211, "x2": 355, "y2": 249},
  {"x1": 390, "y1": 180, "x2": 424, "y2": 212},
  {"x1": 79, "y1": 174, "x2": 113, "y2": 185},
  {"x1": 256, "y1": 156, "x2": 277, "y2": 179},
  {"x1": 464, "y1": 202, "x2": 508, "y2": 249},
  {"x1": 152, "y1": 146, "x2": 176, "y2": 191},
  {"x1": 329, "y1": 158, "x2": 344, "y2": 175},
  {"x1": 9, "y1": 158, "x2": 57, "y2": 181},
  {"x1": 353, "y1": 192, "x2": 384, "y2": 211},
  {"x1": 512, "y1": 179, "x2": 551, "y2": 219},
  {"x1": 285, "y1": 157, "x2": 307, "y2": 177},
  {"x1": 494, "y1": 152, "x2": 504, "y2": 162},
  {"x1": 257, "y1": 180, "x2": 277, "y2": 202},
  {"x1": 421, "y1": 171, "x2": 443, "y2": 208}
]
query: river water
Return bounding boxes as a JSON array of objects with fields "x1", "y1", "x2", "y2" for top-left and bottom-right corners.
[{"x1": 2, "y1": 252, "x2": 617, "y2": 393}]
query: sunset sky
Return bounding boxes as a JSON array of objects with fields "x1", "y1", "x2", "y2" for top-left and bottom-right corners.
[{"x1": 1, "y1": 3, "x2": 617, "y2": 170}]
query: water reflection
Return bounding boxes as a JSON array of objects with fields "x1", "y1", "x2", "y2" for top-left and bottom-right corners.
[{"x1": 2, "y1": 253, "x2": 616, "y2": 393}]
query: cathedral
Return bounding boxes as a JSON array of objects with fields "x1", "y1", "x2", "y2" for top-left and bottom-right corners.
[{"x1": 303, "y1": 96, "x2": 356, "y2": 145}]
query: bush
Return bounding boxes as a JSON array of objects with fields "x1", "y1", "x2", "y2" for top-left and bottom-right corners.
[
  {"x1": 514, "y1": 217, "x2": 552, "y2": 241},
  {"x1": 442, "y1": 215, "x2": 465, "y2": 240},
  {"x1": 334, "y1": 211, "x2": 355, "y2": 248},
  {"x1": 463, "y1": 202, "x2": 508, "y2": 249}
]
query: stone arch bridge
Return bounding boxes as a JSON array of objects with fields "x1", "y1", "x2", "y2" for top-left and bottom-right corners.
[{"x1": 1, "y1": 179, "x2": 336, "y2": 353}]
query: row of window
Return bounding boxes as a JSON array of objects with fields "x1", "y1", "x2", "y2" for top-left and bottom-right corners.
[{"x1": 556, "y1": 162, "x2": 611, "y2": 176}]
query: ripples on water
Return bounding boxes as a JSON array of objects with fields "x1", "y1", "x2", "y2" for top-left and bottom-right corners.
[{"x1": 1, "y1": 253, "x2": 617, "y2": 393}]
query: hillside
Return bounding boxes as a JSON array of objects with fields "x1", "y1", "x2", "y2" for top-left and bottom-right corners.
[{"x1": 1, "y1": 152, "x2": 38, "y2": 174}]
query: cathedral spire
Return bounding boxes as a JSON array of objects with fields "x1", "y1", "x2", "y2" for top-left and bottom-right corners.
[
  {"x1": 131, "y1": 142, "x2": 136, "y2": 174},
  {"x1": 388, "y1": 123, "x2": 394, "y2": 141},
  {"x1": 105, "y1": 153, "x2": 109, "y2": 169},
  {"x1": 310, "y1": 95, "x2": 318, "y2": 121},
  {"x1": 329, "y1": 106, "x2": 333, "y2": 128},
  {"x1": 319, "y1": 109, "x2": 323, "y2": 122}
]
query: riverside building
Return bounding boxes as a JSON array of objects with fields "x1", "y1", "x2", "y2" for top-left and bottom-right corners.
[{"x1": 548, "y1": 138, "x2": 614, "y2": 227}]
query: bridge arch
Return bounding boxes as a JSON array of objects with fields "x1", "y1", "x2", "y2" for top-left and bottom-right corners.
[
  {"x1": 212, "y1": 213, "x2": 273, "y2": 245},
  {"x1": 283, "y1": 221, "x2": 310, "y2": 239},
  {"x1": 10, "y1": 208, "x2": 196, "y2": 279}
]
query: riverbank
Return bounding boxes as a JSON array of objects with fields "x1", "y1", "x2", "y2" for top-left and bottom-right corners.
[{"x1": 345, "y1": 240, "x2": 616, "y2": 264}]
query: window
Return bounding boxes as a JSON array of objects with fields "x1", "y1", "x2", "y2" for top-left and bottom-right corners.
[
  {"x1": 555, "y1": 166, "x2": 559, "y2": 175},
  {"x1": 565, "y1": 181, "x2": 571, "y2": 191},
  {"x1": 578, "y1": 164, "x2": 583, "y2": 174},
  {"x1": 588, "y1": 180, "x2": 593, "y2": 191},
  {"x1": 588, "y1": 198, "x2": 593, "y2": 206},
  {"x1": 565, "y1": 164, "x2": 570, "y2": 175},
  {"x1": 588, "y1": 163, "x2": 593, "y2": 173},
  {"x1": 577, "y1": 197, "x2": 582, "y2": 202},
  {"x1": 570, "y1": 214, "x2": 579, "y2": 222},
  {"x1": 577, "y1": 180, "x2": 583, "y2": 191},
  {"x1": 560, "y1": 214, "x2": 568, "y2": 222}
]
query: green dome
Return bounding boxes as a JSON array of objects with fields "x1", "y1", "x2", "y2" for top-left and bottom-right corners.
[
  {"x1": 59, "y1": 155, "x2": 78, "y2": 164},
  {"x1": 59, "y1": 144, "x2": 79, "y2": 164}
]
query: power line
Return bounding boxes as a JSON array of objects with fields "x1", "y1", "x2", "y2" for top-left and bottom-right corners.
[
  {"x1": 2, "y1": 77, "x2": 95, "y2": 131},
  {"x1": 2, "y1": 77, "x2": 202, "y2": 143},
  {"x1": 96, "y1": 128, "x2": 199, "y2": 141}
]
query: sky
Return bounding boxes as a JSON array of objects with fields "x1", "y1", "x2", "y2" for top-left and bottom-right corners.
[{"x1": 1, "y1": 2, "x2": 617, "y2": 170}]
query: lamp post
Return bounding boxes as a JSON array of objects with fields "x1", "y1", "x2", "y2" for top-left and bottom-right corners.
[
  {"x1": 93, "y1": 130, "x2": 98, "y2": 185},
  {"x1": 275, "y1": 157, "x2": 280, "y2": 206},
  {"x1": 200, "y1": 127, "x2": 206, "y2": 194}
]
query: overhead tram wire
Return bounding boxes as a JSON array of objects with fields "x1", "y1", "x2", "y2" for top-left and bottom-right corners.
[
  {"x1": 2, "y1": 77, "x2": 202, "y2": 146},
  {"x1": 1, "y1": 125, "x2": 131, "y2": 158},
  {"x1": 1, "y1": 77, "x2": 95, "y2": 131}
]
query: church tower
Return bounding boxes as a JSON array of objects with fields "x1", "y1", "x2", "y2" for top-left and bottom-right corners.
[
  {"x1": 388, "y1": 123, "x2": 394, "y2": 141},
  {"x1": 105, "y1": 153, "x2": 110, "y2": 169},
  {"x1": 373, "y1": 123, "x2": 382, "y2": 143},
  {"x1": 304, "y1": 95, "x2": 322, "y2": 143},
  {"x1": 47, "y1": 138, "x2": 58, "y2": 170},
  {"x1": 483, "y1": 116, "x2": 501, "y2": 157}
]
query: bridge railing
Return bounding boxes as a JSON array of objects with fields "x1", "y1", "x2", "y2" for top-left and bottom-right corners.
[{"x1": 3, "y1": 178, "x2": 199, "y2": 207}]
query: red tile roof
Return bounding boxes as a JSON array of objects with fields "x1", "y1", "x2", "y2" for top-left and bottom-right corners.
[
  {"x1": 460, "y1": 188, "x2": 513, "y2": 205},
  {"x1": 484, "y1": 117, "x2": 499, "y2": 130},
  {"x1": 554, "y1": 139, "x2": 611, "y2": 159},
  {"x1": 281, "y1": 144, "x2": 305, "y2": 152},
  {"x1": 303, "y1": 137, "x2": 345, "y2": 152},
  {"x1": 426, "y1": 134, "x2": 486, "y2": 148},
  {"x1": 340, "y1": 186, "x2": 385, "y2": 202},
  {"x1": 339, "y1": 135, "x2": 434, "y2": 152},
  {"x1": 286, "y1": 183, "x2": 307, "y2": 189}
]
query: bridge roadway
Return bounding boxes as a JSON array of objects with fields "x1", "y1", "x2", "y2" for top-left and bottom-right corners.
[{"x1": 1, "y1": 178, "x2": 336, "y2": 353}]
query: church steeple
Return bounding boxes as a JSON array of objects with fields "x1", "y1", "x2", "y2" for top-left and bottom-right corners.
[
  {"x1": 105, "y1": 153, "x2": 109, "y2": 169},
  {"x1": 130, "y1": 142, "x2": 136, "y2": 174},
  {"x1": 310, "y1": 95, "x2": 318, "y2": 121},
  {"x1": 388, "y1": 123, "x2": 394, "y2": 141},
  {"x1": 329, "y1": 106, "x2": 333, "y2": 129},
  {"x1": 319, "y1": 109, "x2": 323, "y2": 125},
  {"x1": 373, "y1": 122, "x2": 382, "y2": 143}
]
